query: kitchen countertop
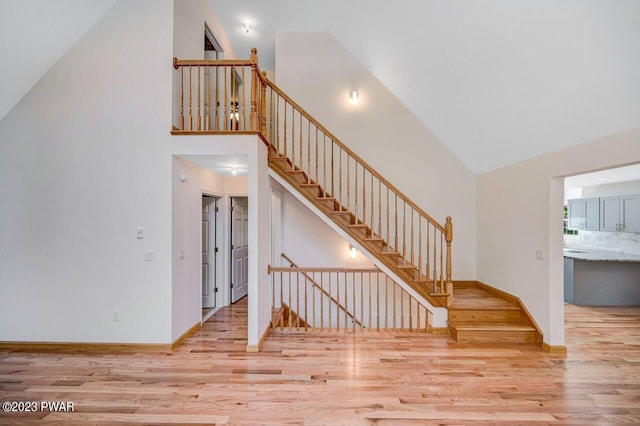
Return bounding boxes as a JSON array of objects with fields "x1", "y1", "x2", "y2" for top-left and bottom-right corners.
[{"x1": 563, "y1": 248, "x2": 640, "y2": 262}]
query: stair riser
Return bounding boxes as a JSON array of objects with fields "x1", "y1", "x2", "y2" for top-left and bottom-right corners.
[
  {"x1": 283, "y1": 171, "x2": 308, "y2": 185},
  {"x1": 452, "y1": 330, "x2": 536, "y2": 344},
  {"x1": 448, "y1": 310, "x2": 523, "y2": 323},
  {"x1": 316, "y1": 199, "x2": 338, "y2": 210}
]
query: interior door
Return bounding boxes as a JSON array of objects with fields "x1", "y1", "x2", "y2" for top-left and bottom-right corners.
[
  {"x1": 202, "y1": 196, "x2": 218, "y2": 309},
  {"x1": 231, "y1": 197, "x2": 249, "y2": 303}
]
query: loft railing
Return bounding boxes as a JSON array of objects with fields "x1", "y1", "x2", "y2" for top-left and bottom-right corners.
[
  {"x1": 173, "y1": 49, "x2": 266, "y2": 133},
  {"x1": 268, "y1": 264, "x2": 431, "y2": 332},
  {"x1": 173, "y1": 49, "x2": 453, "y2": 300}
]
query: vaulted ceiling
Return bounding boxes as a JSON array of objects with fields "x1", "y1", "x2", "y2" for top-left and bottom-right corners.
[
  {"x1": 211, "y1": 0, "x2": 640, "y2": 173},
  {"x1": 0, "y1": 0, "x2": 116, "y2": 121},
  {"x1": 1, "y1": 1, "x2": 638, "y2": 174}
]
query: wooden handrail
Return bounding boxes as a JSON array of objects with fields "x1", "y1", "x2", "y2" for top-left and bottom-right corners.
[
  {"x1": 269, "y1": 254, "x2": 432, "y2": 332},
  {"x1": 264, "y1": 78, "x2": 446, "y2": 233},
  {"x1": 269, "y1": 266, "x2": 381, "y2": 273},
  {"x1": 277, "y1": 253, "x2": 364, "y2": 328}
]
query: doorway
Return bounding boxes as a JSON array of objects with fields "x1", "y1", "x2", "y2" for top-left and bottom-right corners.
[
  {"x1": 202, "y1": 195, "x2": 220, "y2": 320},
  {"x1": 230, "y1": 197, "x2": 249, "y2": 303},
  {"x1": 204, "y1": 24, "x2": 223, "y2": 60}
]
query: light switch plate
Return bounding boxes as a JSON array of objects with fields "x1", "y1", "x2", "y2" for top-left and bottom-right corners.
[
  {"x1": 178, "y1": 249, "x2": 185, "y2": 260},
  {"x1": 536, "y1": 249, "x2": 545, "y2": 260},
  {"x1": 136, "y1": 227, "x2": 144, "y2": 239}
]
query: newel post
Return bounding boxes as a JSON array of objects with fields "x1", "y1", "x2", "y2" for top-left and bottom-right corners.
[
  {"x1": 260, "y1": 71, "x2": 267, "y2": 136},
  {"x1": 250, "y1": 48, "x2": 259, "y2": 131},
  {"x1": 445, "y1": 216, "x2": 453, "y2": 296}
]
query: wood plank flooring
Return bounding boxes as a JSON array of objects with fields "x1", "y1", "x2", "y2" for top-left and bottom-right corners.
[{"x1": 1, "y1": 299, "x2": 640, "y2": 424}]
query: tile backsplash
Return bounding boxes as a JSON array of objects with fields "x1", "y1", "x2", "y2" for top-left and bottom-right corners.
[{"x1": 564, "y1": 230, "x2": 640, "y2": 255}]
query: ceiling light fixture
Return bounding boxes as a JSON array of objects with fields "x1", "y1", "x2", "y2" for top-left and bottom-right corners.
[
  {"x1": 350, "y1": 245, "x2": 357, "y2": 259},
  {"x1": 349, "y1": 90, "x2": 359, "y2": 104},
  {"x1": 232, "y1": 167, "x2": 238, "y2": 175},
  {"x1": 597, "y1": 177, "x2": 609, "y2": 182},
  {"x1": 243, "y1": 23, "x2": 252, "y2": 34}
]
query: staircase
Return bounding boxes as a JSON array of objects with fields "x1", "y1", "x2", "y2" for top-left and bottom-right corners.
[
  {"x1": 171, "y1": 51, "x2": 544, "y2": 346},
  {"x1": 448, "y1": 282, "x2": 542, "y2": 344},
  {"x1": 268, "y1": 144, "x2": 450, "y2": 308}
]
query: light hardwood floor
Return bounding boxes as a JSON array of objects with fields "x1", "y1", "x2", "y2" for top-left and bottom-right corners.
[{"x1": 1, "y1": 299, "x2": 639, "y2": 424}]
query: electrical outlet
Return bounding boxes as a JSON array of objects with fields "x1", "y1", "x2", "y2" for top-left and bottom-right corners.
[
  {"x1": 144, "y1": 250, "x2": 155, "y2": 261},
  {"x1": 536, "y1": 249, "x2": 545, "y2": 260},
  {"x1": 178, "y1": 249, "x2": 185, "y2": 260},
  {"x1": 113, "y1": 311, "x2": 120, "y2": 322}
]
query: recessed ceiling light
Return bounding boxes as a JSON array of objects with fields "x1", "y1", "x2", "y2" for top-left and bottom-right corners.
[{"x1": 597, "y1": 177, "x2": 609, "y2": 182}]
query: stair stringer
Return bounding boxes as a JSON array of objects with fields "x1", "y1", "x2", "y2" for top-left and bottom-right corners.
[{"x1": 269, "y1": 168, "x2": 448, "y2": 328}]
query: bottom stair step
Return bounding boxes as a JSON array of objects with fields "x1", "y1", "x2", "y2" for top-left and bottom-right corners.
[{"x1": 449, "y1": 322, "x2": 537, "y2": 344}]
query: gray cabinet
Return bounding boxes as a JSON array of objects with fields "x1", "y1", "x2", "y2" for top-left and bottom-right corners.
[
  {"x1": 600, "y1": 194, "x2": 640, "y2": 233},
  {"x1": 600, "y1": 196, "x2": 620, "y2": 232},
  {"x1": 621, "y1": 194, "x2": 640, "y2": 233},
  {"x1": 567, "y1": 198, "x2": 599, "y2": 231}
]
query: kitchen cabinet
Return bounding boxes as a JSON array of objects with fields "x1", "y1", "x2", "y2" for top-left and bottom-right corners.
[
  {"x1": 567, "y1": 198, "x2": 600, "y2": 231},
  {"x1": 600, "y1": 194, "x2": 640, "y2": 233}
]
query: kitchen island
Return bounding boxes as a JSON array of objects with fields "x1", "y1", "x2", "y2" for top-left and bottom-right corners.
[{"x1": 564, "y1": 249, "x2": 640, "y2": 306}]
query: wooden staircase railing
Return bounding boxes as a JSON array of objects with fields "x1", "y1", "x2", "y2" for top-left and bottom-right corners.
[
  {"x1": 268, "y1": 263, "x2": 431, "y2": 332},
  {"x1": 280, "y1": 253, "x2": 364, "y2": 328},
  {"x1": 173, "y1": 49, "x2": 266, "y2": 133},
  {"x1": 173, "y1": 49, "x2": 454, "y2": 307}
]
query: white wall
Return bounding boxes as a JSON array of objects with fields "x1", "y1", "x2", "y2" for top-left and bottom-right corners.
[
  {"x1": 275, "y1": 179, "x2": 375, "y2": 268},
  {"x1": 0, "y1": 0, "x2": 174, "y2": 343},
  {"x1": 275, "y1": 32, "x2": 477, "y2": 280},
  {"x1": 171, "y1": 156, "x2": 227, "y2": 341},
  {"x1": 477, "y1": 127, "x2": 640, "y2": 346}
]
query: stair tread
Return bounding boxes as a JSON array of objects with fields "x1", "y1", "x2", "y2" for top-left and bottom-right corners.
[
  {"x1": 380, "y1": 251, "x2": 400, "y2": 256},
  {"x1": 348, "y1": 223, "x2": 368, "y2": 228},
  {"x1": 300, "y1": 183, "x2": 320, "y2": 187},
  {"x1": 284, "y1": 169, "x2": 305, "y2": 174},
  {"x1": 398, "y1": 263, "x2": 417, "y2": 269}
]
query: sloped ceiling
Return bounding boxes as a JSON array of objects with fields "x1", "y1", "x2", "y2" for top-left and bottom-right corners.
[
  {"x1": 210, "y1": 0, "x2": 640, "y2": 174},
  {"x1": 0, "y1": 0, "x2": 116, "y2": 121},
  {"x1": 1, "y1": 1, "x2": 637, "y2": 174}
]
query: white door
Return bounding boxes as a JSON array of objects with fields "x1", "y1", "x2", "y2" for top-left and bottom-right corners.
[
  {"x1": 202, "y1": 196, "x2": 218, "y2": 309},
  {"x1": 231, "y1": 197, "x2": 249, "y2": 303}
]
